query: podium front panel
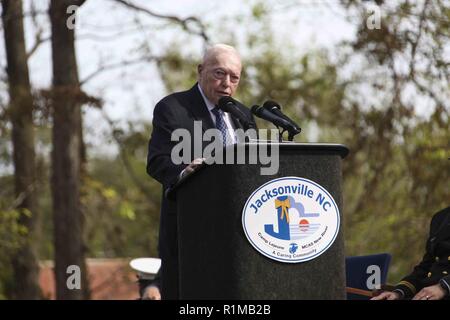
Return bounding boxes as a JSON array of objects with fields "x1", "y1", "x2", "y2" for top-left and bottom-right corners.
[{"x1": 176, "y1": 143, "x2": 347, "y2": 299}]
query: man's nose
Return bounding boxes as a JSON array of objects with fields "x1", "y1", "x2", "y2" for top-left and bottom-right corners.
[{"x1": 221, "y1": 75, "x2": 231, "y2": 87}]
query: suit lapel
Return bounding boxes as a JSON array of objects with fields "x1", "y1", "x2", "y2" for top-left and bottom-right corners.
[
  {"x1": 429, "y1": 210, "x2": 450, "y2": 253},
  {"x1": 185, "y1": 84, "x2": 251, "y2": 132},
  {"x1": 186, "y1": 84, "x2": 215, "y2": 132}
]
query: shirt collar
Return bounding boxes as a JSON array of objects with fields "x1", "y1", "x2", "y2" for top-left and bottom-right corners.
[{"x1": 197, "y1": 83, "x2": 217, "y2": 112}]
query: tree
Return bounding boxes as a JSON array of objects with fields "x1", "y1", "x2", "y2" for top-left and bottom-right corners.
[
  {"x1": 339, "y1": 0, "x2": 449, "y2": 280},
  {"x1": 1, "y1": 0, "x2": 41, "y2": 299},
  {"x1": 49, "y1": 0, "x2": 89, "y2": 299}
]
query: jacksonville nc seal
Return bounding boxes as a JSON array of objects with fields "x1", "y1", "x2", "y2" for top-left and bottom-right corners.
[{"x1": 242, "y1": 177, "x2": 340, "y2": 263}]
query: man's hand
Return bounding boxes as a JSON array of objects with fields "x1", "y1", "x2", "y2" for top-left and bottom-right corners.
[
  {"x1": 370, "y1": 291, "x2": 401, "y2": 300},
  {"x1": 182, "y1": 158, "x2": 206, "y2": 177},
  {"x1": 412, "y1": 284, "x2": 446, "y2": 300},
  {"x1": 142, "y1": 285, "x2": 161, "y2": 300}
]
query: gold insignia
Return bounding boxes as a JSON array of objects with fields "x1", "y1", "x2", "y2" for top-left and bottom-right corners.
[
  {"x1": 398, "y1": 281, "x2": 416, "y2": 294},
  {"x1": 427, "y1": 272, "x2": 432, "y2": 277}
]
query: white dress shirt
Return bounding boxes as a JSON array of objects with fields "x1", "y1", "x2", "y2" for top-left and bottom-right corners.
[{"x1": 197, "y1": 84, "x2": 237, "y2": 144}]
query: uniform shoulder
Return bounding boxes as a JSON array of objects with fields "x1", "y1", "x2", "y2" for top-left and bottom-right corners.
[{"x1": 431, "y1": 206, "x2": 450, "y2": 224}]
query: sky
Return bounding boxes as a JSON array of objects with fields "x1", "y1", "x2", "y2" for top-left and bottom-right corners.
[
  {"x1": 75, "y1": 0, "x2": 355, "y2": 123},
  {"x1": 0, "y1": 0, "x2": 355, "y2": 159}
]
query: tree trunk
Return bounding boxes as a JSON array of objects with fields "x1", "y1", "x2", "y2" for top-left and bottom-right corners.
[
  {"x1": 49, "y1": 0, "x2": 89, "y2": 300},
  {"x1": 1, "y1": 0, "x2": 41, "y2": 300}
]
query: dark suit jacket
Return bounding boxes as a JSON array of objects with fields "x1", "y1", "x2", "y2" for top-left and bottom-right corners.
[
  {"x1": 395, "y1": 206, "x2": 450, "y2": 299},
  {"x1": 146, "y1": 84, "x2": 255, "y2": 299}
]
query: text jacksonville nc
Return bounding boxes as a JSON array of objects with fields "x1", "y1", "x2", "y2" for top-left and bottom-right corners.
[{"x1": 249, "y1": 183, "x2": 333, "y2": 214}]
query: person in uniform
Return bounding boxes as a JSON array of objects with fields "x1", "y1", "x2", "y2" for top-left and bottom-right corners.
[
  {"x1": 372, "y1": 206, "x2": 450, "y2": 300},
  {"x1": 130, "y1": 258, "x2": 161, "y2": 300}
]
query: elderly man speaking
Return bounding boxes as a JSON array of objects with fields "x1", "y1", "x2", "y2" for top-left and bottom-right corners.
[{"x1": 146, "y1": 44, "x2": 256, "y2": 299}]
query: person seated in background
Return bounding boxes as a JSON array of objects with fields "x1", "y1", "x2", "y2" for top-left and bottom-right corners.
[
  {"x1": 372, "y1": 206, "x2": 450, "y2": 300},
  {"x1": 139, "y1": 269, "x2": 161, "y2": 300},
  {"x1": 130, "y1": 257, "x2": 161, "y2": 300}
]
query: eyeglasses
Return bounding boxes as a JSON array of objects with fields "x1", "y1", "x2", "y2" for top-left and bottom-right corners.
[{"x1": 211, "y1": 68, "x2": 240, "y2": 84}]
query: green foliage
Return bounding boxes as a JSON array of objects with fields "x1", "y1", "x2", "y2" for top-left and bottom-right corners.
[
  {"x1": 157, "y1": 48, "x2": 199, "y2": 94},
  {"x1": 155, "y1": 2, "x2": 449, "y2": 284},
  {"x1": 251, "y1": 2, "x2": 268, "y2": 20},
  {"x1": 0, "y1": 208, "x2": 28, "y2": 254},
  {"x1": 81, "y1": 123, "x2": 162, "y2": 259},
  {"x1": 0, "y1": 120, "x2": 162, "y2": 297},
  {"x1": 0, "y1": 182, "x2": 28, "y2": 299},
  {"x1": 339, "y1": 0, "x2": 449, "y2": 282}
]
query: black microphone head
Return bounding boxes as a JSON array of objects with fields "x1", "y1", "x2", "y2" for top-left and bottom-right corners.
[
  {"x1": 263, "y1": 100, "x2": 281, "y2": 111},
  {"x1": 251, "y1": 105, "x2": 263, "y2": 116},
  {"x1": 217, "y1": 96, "x2": 235, "y2": 112}
]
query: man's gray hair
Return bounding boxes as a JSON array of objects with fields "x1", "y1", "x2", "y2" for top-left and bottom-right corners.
[{"x1": 202, "y1": 44, "x2": 241, "y2": 65}]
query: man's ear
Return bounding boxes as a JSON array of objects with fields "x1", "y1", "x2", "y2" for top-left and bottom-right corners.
[{"x1": 197, "y1": 64, "x2": 203, "y2": 76}]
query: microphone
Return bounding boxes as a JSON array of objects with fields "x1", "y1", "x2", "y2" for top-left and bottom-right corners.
[
  {"x1": 217, "y1": 96, "x2": 254, "y2": 130},
  {"x1": 262, "y1": 100, "x2": 301, "y2": 133},
  {"x1": 251, "y1": 105, "x2": 301, "y2": 141}
]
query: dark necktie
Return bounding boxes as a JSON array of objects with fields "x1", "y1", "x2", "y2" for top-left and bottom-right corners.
[{"x1": 211, "y1": 107, "x2": 232, "y2": 146}]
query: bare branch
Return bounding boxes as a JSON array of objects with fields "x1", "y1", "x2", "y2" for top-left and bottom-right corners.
[
  {"x1": 26, "y1": 35, "x2": 51, "y2": 59},
  {"x1": 109, "y1": 0, "x2": 209, "y2": 43},
  {"x1": 59, "y1": 0, "x2": 87, "y2": 7},
  {"x1": 7, "y1": 182, "x2": 36, "y2": 211},
  {"x1": 0, "y1": 9, "x2": 48, "y2": 22},
  {"x1": 75, "y1": 23, "x2": 157, "y2": 42},
  {"x1": 411, "y1": 77, "x2": 447, "y2": 110},
  {"x1": 408, "y1": 0, "x2": 430, "y2": 79},
  {"x1": 24, "y1": 0, "x2": 49, "y2": 59},
  {"x1": 80, "y1": 55, "x2": 161, "y2": 86}
]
